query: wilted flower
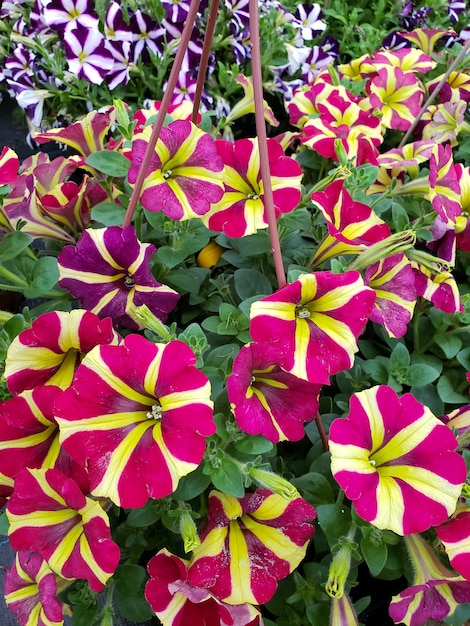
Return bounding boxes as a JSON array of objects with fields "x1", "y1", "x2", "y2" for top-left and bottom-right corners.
[{"x1": 329, "y1": 385, "x2": 466, "y2": 535}]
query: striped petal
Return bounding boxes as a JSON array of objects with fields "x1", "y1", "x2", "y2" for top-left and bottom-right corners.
[
  {"x1": 0, "y1": 146, "x2": 19, "y2": 185},
  {"x1": 227, "y1": 342, "x2": 321, "y2": 443},
  {"x1": 429, "y1": 143, "x2": 461, "y2": 226},
  {"x1": 5, "y1": 310, "x2": 120, "y2": 394},
  {"x1": 364, "y1": 253, "x2": 417, "y2": 338},
  {"x1": 329, "y1": 385, "x2": 466, "y2": 535},
  {"x1": 330, "y1": 593, "x2": 359, "y2": 626},
  {"x1": 145, "y1": 548, "x2": 262, "y2": 626},
  {"x1": 7, "y1": 468, "x2": 120, "y2": 591},
  {"x1": 250, "y1": 271, "x2": 375, "y2": 384},
  {"x1": 128, "y1": 120, "x2": 224, "y2": 221},
  {"x1": 54, "y1": 335, "x2": 215, "y2": 508},
  {"x1": 4, "y1": 551, "x2": 69, "y2": 626},
  {"x1": 188, "y1": 489, "x2": 316, "y2": 605},
  {"x1": 58, "y1": 226, "x2": 180, "y2": 330},
  {"x1": 202, "y1": 137, "x2": 302, "y2": 237},
  {"x1": 436, "y1": 508, "x2": 470, "y2": 583}
]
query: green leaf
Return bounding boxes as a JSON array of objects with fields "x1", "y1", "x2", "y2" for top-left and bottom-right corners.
[
  {"x1": 0, "y1": 511, "x2": 9, "y2": 535},
  {"x1": 434, "y1": 334, "x2": 463, "y2": 358},
  {"x1": 167, "y1": 267, "x2": 209, "y2": 294},
  {"x1": 91, "y1": 202, "x2": 127, "y2": 226},
  {"x1": 292, "y1": 472, "x2": 335, "y2": 506},
  {"x1": 392, "y1": 202, "x2": 409, "y2": 231},
  {"x1": 0, "y1": 231, "x2": 33, "y2": 261},
  {"x1": 315, "y1": 504, "x2": 352, "y2": 544},
  {"x1": 172, "y1": 463, "x2": 212, "y2": 500},
  {"x1": 71, "y1": 603, "x2": 98, "y2": 626},
  {"x1": 437, "y1": 375, "x2": 470, "y2": 404},
  {"x1": 361, "y1": 535, "x2": 388, "y2": 576},
  {"x1": 233, "y1": 268, "x2": 272, "y2": 300},
  {"x1": 201, "y1": 316, "x2": 221, "y2": 334},
  {"x1": 157, "y1": 246, "x2": 190, "y2": 268},
  {"x1": 24, "y1": 256, "x2": 59, "y2": 299},
  {"x1": 390, "y1": 343, "x2": 409, "y2": 371},
  {"x1": 113, "y1": 564, "x2": 153, "y2": 622},
  {"x1": 406, "y1": 364, "x2": 440, "y2": 386},
  {"x1": 85, "y1": 151, "x2": 130, "y2": 177},
  {"x1": 457, "y1": 347, "x2": 470, "y2": 371},
  {"x1": 411, "y1": 384, "x2": 444, "y2": 416},
  {"x1": 211, "y1": 457, "x2": 245, "y2": 497},
  {"x1": 126, "y1": 502, "x2": 160, "y2": 527},
  {"x1": 236, "y1": 435, "x2": 273, "y2": 455}
]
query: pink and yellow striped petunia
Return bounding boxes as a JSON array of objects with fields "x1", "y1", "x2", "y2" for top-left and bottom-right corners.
[
  {"x1": 0, "y1": 386, "x2": 89, "y2": 504},
  {"x1": 0, "y1": 146, "x2": 19, "y2": 185},
  {"x1": 5, "y1": 309, "x2": 120, "y2": 394},
  {"x1": 187, "y1": 489, "x2": 316, "y2": 605},
  {"x1": 4, "y1": 551, "x2": 70, "y2": 626},
  {"x1": 429, "y1": 143, "x2": 461, "y2": 225},
  {"x1": 128, "y1": 119, "x2": 225, "y2": 221},
  {"x1": 201, "y1": 137, "x2": 302, "y2": 237},
  {"x1": 57, "y1": 226, "x2": 180, "y2": 330},
  {"x1": 227, "y1": 342, "x2": 321, "y2": 443},
  {"x1": 329, "y1": 385, "x2": 466, "y2": 535},
  {"x1": 436, "y1": 507, "x2": 470, "y2": 583},
  {"x1": 364, "y1": 253, "x2": 417, "y2": 338},
  {"x1": 54, "y1": 335, "x2": 215, "y2": 508},
  {"x1": 250, "y1": 271, "x2": 375, "y2": 385},
  {"x1": 7, "y1": 468, "x2": 120, "y2": 592},
  {"x1": 368, "y1": 66, "x2": 425, "y2": 131},
  {"x1": 145, "y1": 549, "x2": 262, "y2": 626}
]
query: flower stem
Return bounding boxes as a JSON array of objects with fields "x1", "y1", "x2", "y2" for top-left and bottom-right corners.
[
  {"x1": 122, "y1": 0, "x2": 201, "y2": 228},
  {"x1": 249, "y1": 0, "x2": 286, "y2": 289},
  {"x1": 315, "y1": 411, "x2": 329, "y2": 452},
  {"x1": 192, "y1": 0, "x2": 219, "y2": 124}
]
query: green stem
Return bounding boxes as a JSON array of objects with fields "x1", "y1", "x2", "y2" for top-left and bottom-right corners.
[{"x1": 0, "y1": 267, "x2": 28, "y2": 288}]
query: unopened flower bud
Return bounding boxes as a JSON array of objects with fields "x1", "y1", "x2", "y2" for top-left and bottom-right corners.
[
  {"x1": 349, "y1": 230, "x2": 416, "y2": 271},
  {"x1": 179, "y1": 510, "x2": 201, "y2": 553},
  {"x1": 326, "y1": 544, "x2": 352, "y2": 599},
  {"x1": 249, "y1": 467, "x2": 300, "y2": 501}
]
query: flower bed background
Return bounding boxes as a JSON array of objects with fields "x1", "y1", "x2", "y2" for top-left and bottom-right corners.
[{"x1": 1, "y1": 1, "x2": 470, "y2": 626}]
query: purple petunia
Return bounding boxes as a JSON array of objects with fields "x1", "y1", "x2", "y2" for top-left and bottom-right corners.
[
  {"x1": 42, "y1": 0, "x2": 99, "y2": 33},
  {"x1": 64, "y1": 28, "x2": 113, "y2": 85}
]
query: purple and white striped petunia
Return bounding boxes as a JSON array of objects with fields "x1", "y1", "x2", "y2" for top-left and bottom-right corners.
[
  {"x1": 58, "y1": 226, "x2": 180, "y2": 330},
  {"x1": 54, "y1": 335, "x2": 215, "y2": 508},
  {"x1": 4, "y1": 309, "x2": 120, "y2": 394},
  {"x1": 329, "y1": 385, "x2": 467, "y2": 535},
  {"x1": 250, "y1": 271, "x2": 375, "y2": 384},
  {"x1": 64, "y1": 28, "x2": 113, "y2": 85},
  {"x1": 7, "y1": 468, "x2": 120, "y2": 591},
  {"x1": 42, "y1": 0, "x2": 99, "y2": 33},
  {"x1": 130, "y1": 9, "x2": 164, "y2": 63},
  {"x1": 104, "y1": 2, "x2": 133, "y2": 42},
  {"x1": 227, "y1": 342, "x2": 321, "y2": 443},
  {"x1": 4, "y1": 551, "x2": 70, "y2": 626},
  {"x1": 128, "y1": 120, "x2": 225, "y2": 221}
]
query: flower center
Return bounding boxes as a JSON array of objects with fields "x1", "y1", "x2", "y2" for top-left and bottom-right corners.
[
  {"x1": 147, "y1": 403, "x2": 163, "y2": 420},
  {"x1": 124, "y1": 275, "x2": 134, "y2": 288},
  {"x1": 163, "y1": 169, "x2": 173, "y2": 179},
  {"x1": 247, "y1": 192, "x2": 259, "y2": 200},
  {"x1": 296, "y1": 304, "x2": 311, "y2": 319}
]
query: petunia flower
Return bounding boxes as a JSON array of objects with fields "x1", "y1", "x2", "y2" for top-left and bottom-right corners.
[
  {"x1": 105, "y1": 40, "x2": 132, "y2": 90},
  {"x1": 42, "y1": 0, "x2": 99, "y2": 33},
  {"x1": 34, "y1": 107, "x2": 116, "y2": 157},
  {"x1": 57, "y1": 226, "x2": 180, "y2": 330},
  {"x1": 227, "y1": 342, "x2": 321, "y2": 443},
  {"x1": 7, "y1": 468, "x2": 120, "y2": 591},
  {"x1": 310, "y1": 179, "x2": 391, "y2": 267},
  {"x1": 364, "y1": 253, "x2": 417, "y2": 338},
  {"x1": 412, "y1": 263, "x2": 463, "y2": 314},
  {"x1": 201, "y1": 137, "x2": 302, "y2": 237},
  {"x1": 329, "y1": 385, "x2": 466, "y2": 535},
  {"x1": 436, "y1": 506, "x2": 470, "y2": 583},
  {"x1": 0, "y1": 385, "x2": 89, "y2": 504},
  {"x1": 448, "y1": 0, "x2": 466, "y2": 21},
  {"x1": 330, "y1": 592, "x2": 359, "y2": 626},
  {"x1": 64, "y1": 28, "x2": 113, "y2": 85},
  {"x1": 399, "y1": 28, "x2": 449, "y2": 56},
  {"x1": 444, "y1": 405, "x2": 470, "y2": 447},
  {"x1": 250, "y1": 271, "x2": 375, "y2": 384},
  {"x1": 129, "y1": 9, "x2": 164, "y2": 63},
  {"x1": 5, "y1": 309, "x2": 120, "y2": 394},
  {"x1": 0, "y1": 146, "x2": 19, "y2": 184},
  {"x1": 128, "y1": 120, "x2": 225, "y2": 221},
  {"x1": 389, "y1": 533, "x2": 470, "y2": 625},
  {"x1": 54, "y1": 335, "x2": 215, "y2": 508},
  {"x1": 293, "y1": 3, "x2": 326, "y2": 40},
  {"x1": 104, "y1": 2, "x2": 133, "y2": 42},
  {"x1": 371, "y1": 48, "x2": 436, "y2": 74},
  {"x1": 428, "y1": 143, "x2": 461, "y2": 225},
  {"x1": 4, "y1": 551, "x2": 71, "y2": 626},
  {"x1": 145, "y1": 548, "x2": 262, "y2": 626},
  {"x1": 225, "y1": 74, "x2": 279, "y2": 127},
  {"x1": 367, "y1": 66, "x2": 425, "y2": 131},
  {"x1": 188, "y1": 489, "x2": 316, "y2": 605}
]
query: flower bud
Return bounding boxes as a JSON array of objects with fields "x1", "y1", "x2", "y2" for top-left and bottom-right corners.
[
  {"x1": 326, "y1": 544, "x2": 352, "y2": 599},
  {"x1": 249, "y1": 467, "x2": 300, "y2": 501}
]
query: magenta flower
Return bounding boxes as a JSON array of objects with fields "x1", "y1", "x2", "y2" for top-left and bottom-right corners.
[
  {"x1": 329, "y1": 385, "x2": 466, "y2": 535},
  {"x1": 54, "y1": 335, "x2": 215, "y2": 508},
  {"x1": 7, "y1": 468, "x2": 120, "y2": 592},
  {"x1": 201, "y1": 138, "x2": 302, "y2": 237},
  {"x1": 250, "y1": 271, "x2": 375, "y2": 384},
  {"x1": 0, "y1": 385, "x2": 89, "y2": 504},
  {"x1": 412, "y1": 263, "x2": 463, "y2": 314},
  {"x1": 227, "y1": 342, "x2": 321, "y2": 443},
  {"x1": 58, "y1": 226, "x2": 180, "y2": 330},
  {"x1": 4, "y1": 551, "x2": 70, "y2": 626},
  {"x1": 390, "y1": 533, "x2": 470, "y2": 625},
  {"x1": 64, "y1": 28, "x2": 113, "y2": 85},
  {"x1": 436, "y1": 507, "x2": 470, "y2": 583},
  {"x1": 145, "y1": 549, "x2": 262, "y2": 626},
  {"x1": 429, "y1": 143, "x2": 461, "y2": 225},
  {"x1": 5, "y1": 309, "x2": 120, "y2": 394},
  {"x1": 364, "y1": 253, "x2": 417, "y2": 338},
  {"x1": 0, "y1": 146, "x2": 19, "y2": 185},
  {"x1": 188, "y1": 489, "x2": 316, "y2": 605},
  {"x1": 128, "y1": 120, "x2": 225, "y2": 221}
]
